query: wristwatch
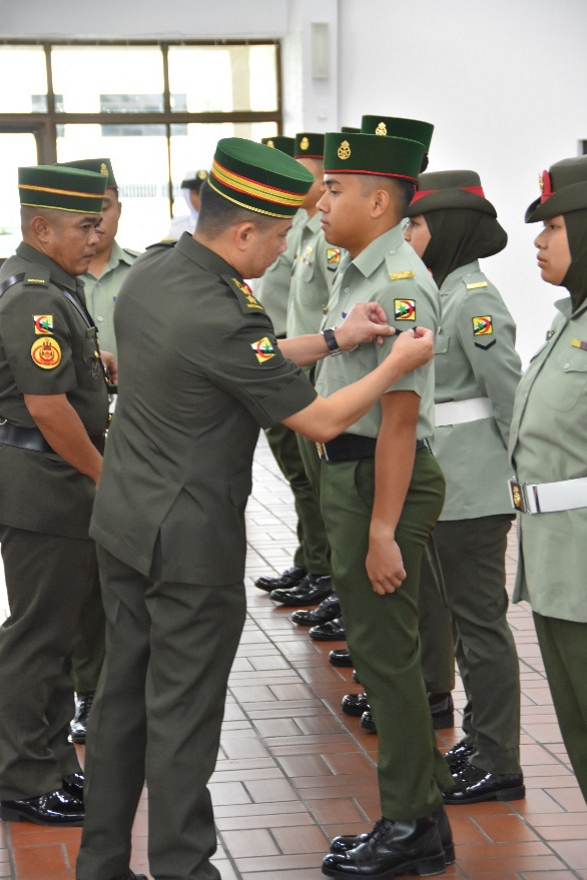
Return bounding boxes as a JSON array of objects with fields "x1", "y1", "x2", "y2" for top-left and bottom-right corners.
[{"x1": 320, "y1": 326, "x2": 343, "y2": 356}]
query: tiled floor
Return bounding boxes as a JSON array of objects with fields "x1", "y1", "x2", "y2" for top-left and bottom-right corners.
[{"x1": 1, "y1": 433, "x2": 587, "y2": 879}]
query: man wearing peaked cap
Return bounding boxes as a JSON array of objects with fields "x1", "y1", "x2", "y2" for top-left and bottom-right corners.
[
  {"x1": 405, "y1": 171, "x2": 524, "y2": 805},
  {"x1": 313, "y1": 132, "x2": 455, "y2": 879},
  {"x1": 0, "y1": 165, "x2": 115, "y2": 829},
  {"x1": 510, "y1": 155, "x2": 587, "y2": 804},
  {"x1": 361, "y1": 115, "x2": 434, "y2": 171},
  {"x1": 261, "y1": 134, "x2": 295, "y2": 155},
  {"x1": 75, "y1": 136, "x2": 436, "y2": 880},
  {"x1": 166, "y1": 168, "x2": 210, "y2": 238}
]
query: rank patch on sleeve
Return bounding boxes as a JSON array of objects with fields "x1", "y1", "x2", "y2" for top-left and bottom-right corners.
[
  {"x1": 31, "y1": 337, "x2": 62, "y2": 369},
  {"x1": 231, "y1": 278, "x2": 264, "y2": 310},
  {"x1": 394, "y1": 299, "x2": 416, "y2": 321},
  {"x1": 251, "y1": 337, "x2": 275, "y2": 364},
  {"x1": 33, "y1": 315, "x2": 53, "y2": 335},
  {"x1": 326, "y1": 248, "x2": 341, "y2": 267},
  {"x1": 472, "y1": 315, "x2": 493, "y2": 336}
]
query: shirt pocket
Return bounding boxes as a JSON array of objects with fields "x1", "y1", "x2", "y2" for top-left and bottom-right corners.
[{"x1": 536, "y1": 347, "x2": 587, "y2": 412}]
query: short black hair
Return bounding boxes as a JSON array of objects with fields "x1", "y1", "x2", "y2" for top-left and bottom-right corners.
[
  {"x1": 197, "y1": 181, "x2": 281, "y2": 237},
  {"x1": 358, "y1": 175, "x2": 416, "y2": 218}
]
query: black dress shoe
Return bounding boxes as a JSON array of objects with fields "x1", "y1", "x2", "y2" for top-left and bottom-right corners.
[
  {"x1": 70, "y1": 691, "x2": 95, "y2": 744},
  {"x1": 444, "y1": 739, "x2": 474, "y2": 772},
  {"x1": 330, "y1": 803, "x2": 455, "y2": 865},
  {"x1": 443, "y1": 762, "x2": 525, "y2": 804},
  {"x1": 321, "y1": 814, "x2": 445, "y2": 878},
  {"x1": 291, "y1": 594, "x2": 341, "y2": 626},
  {"x1": 329, "y1": 648, "x2": 353, "y2": 667},
  {"x1": 352, "y1": 669, "x2": 360, "y2": 683},
  {"x1": 62, "y1": 772, "x2": 84, "y2": 800},
  {"x1": 254, "y1": 565, "x2": 307, "y2": 592},
  {"x1": 270, "y1": 574, "x2": 332, "y2": 606},
  {"x1": 0, "y1": 788, "x2": 84, "y2": 825},
  {"x1": 429, "y1": 692, "x2": 454, "y2": 730},
  {"x1": 360, "y1": 710, "x2": 377, "y2": 734},
  {"x1": 341, "y1": 693, "x2": 369, "y2": 717},
  {"x1": 310, "y1": 616, "x2": 346, "y2": 642}
]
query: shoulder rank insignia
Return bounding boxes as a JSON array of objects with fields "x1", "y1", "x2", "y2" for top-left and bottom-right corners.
[
  {"x1": 472, "y1": 315, "x2": 493, "y2": 336},
  {"x1": 571, "y1": 338, "x2": 587, "y2": 352},
  {"x1": 146, "y1": 239, "x2": 177, "y2": 250},
  {"x1": 390, "y1": 270, "x2": 414, "y2": 281},
  {"x1": 326, "y1": 247, "x2": 341, "y2": 269},
  {"x1": 466, "y1": 280, "x2": 488, "y2": 290},
  {"x1": 31, "y1": 337, "x2": 61, "y2": 369},
  {"x1": 33, "y1": 315, "x2": 53, "y2": 334},
  {"x1": 251, "y1": 337, "x2": 275, "y2": 364},
  {"x1": 394, "y1": 299, "x2": 416, "y2": 321},
  {"x1": 230, "y1": 277, "x2": 264, "y2": 312}
]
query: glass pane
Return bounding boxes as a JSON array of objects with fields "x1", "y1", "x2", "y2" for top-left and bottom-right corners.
[
  {"x1": 51, "y1": 47, "x2": 164, "y2": 114},
  {"x1": 56, "y1": 124, "x2": 170, "y2": 252},
  {"x1": 0, "y1": 47, "x2": 47, "y2": 112},
  {"x1": 168, "y1": 44, "x2": 277, "y2": 113},
  {"x1": 0, "y1": 133, "x2": 39, "y2": 259}
]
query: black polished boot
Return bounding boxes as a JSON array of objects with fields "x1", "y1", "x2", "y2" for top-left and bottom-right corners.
[
  {"x1": 270, "y1": 574, "x2": 333, "y2": 606},
  {"x1": 309, "y1": 616, "x2": 346, "y2": 641},
  {"x1": 329, "y1": 648, "x2": 353, "y2": 667},
  {"x1": 443, "y1": 763, "x2": 525, "y2": 804},
  {"x1": 291, "y1": 594, "x2": 341, "y2": 626},
  {"x1": 254, "y1": 565, "x2": 307, "y2": 592},
  {"x1": 0, "y1": 788, "x2": 84, "y2": 826},
  {"x1": 70, "y1": 691, "x2": 95, "y2": 744},
  {"x1": 341, "y1": 693, "x2": 369, "y2": 717},
  {"x1": 444, "y1": 739, "x2": 474, "y2": 773}
]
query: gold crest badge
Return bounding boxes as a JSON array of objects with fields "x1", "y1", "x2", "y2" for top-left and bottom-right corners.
[
  {"x1": 375, "y1": 122, "x2": 388, "y2": 136},
  {"x1": 539, "y1": 172, "x2": 544, "y2": 192},
  {"x1": 300, "y1": 136, "x2": 310, "y2": 151},
  {"x1": 266, "y1": 139, "x2": 275, "y2": 148},
  {"x1": 337, "y1": 140, "x2": 351, "y2": 161},
  {"x1": 197, "y1": 169, "x2": 208, "y2": 180},
  {"x1": 100, "y1": 162, "x2": 108, "y2": 176},
  {"x1": 31, "y1": 337, "x2": 62, "y2": 369}
]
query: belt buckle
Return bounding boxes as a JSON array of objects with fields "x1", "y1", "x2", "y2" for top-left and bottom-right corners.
[
  {"x1": 316, "y1": 441, "x2": 329, "y2": 462},
  {"x1": 509, "y1": 478, "x2": 527, "y2": 513},
  {"x1": 0, "y1": 417, "x2": 6, "y2": 426}
]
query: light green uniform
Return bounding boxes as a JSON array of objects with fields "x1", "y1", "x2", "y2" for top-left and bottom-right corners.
[
  {"x1": 254, "y1": 209, "x2": 306, "y2": 337},
  {"x1": 80, "y1": 241, "x2": 139, "y2": 357}
]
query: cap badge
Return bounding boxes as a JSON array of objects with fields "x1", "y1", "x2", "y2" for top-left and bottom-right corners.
[
  {"x1": 539, "y1": 170, "x2": 553, "y2": 203},
  {"x1": 100, "y1": 163, "x2": 108, "y2": 176},
  {"x1": 300, "y1": 136, "x2": 310, "y2": 151},
  {"x1": 266, "y1": 139, "x2": 275, "y2": 148},
  {"x1": 337, "y1": 140, "x2": 351, "y2": 161},
  {"x1": 375, "y1": 122, "x2": 387, "y2": 136},
  {"x1": 197, "y1": 169, "x2": 208, "y2": 180}
]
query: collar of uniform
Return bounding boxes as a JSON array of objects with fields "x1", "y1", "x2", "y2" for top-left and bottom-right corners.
[
  {"x1": 555, "y1": 294, "x2": 587, "y2": 320},
  {"x1": 350, "y1": 224, "x2": 405, "y2": 279},
  {"x1": 441, "y1": 259, "x2": 481, "y2": 291},
  {"x1": 109, "y1": 239, "x2": 136, "y2": 269},
  {"x1": 16, "y1": 241, "x2": 77, "y2": 292},
  {"x1": 176, "y1": 232, "x2": 243, "y2": 278},
  {"x1": 306, "y1": 211, "x2": 322, "y2": 234}
]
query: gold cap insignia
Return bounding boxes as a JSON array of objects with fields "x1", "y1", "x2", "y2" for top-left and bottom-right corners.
[
  {"x1": 337, "y1": 140, "x2": 351, "y2": 161},
  {"x1": 300, "y1": 136, "x2": 310, "y2": 151},
  {"x1": 266, "y1": 139, "x2": 275, "y2": 148},
  {"x1": 100, "y1": 163, "x2": 108, "y2": 176},
  {"x1": 539, "y1": 172, "x2": 544, "y2": 193},
  {"x1": 375, "y1": 122, "x2": 387, "y2": 136},
  {"x1": 197, "y1": 169, "x2": 208, "y2": 180}
]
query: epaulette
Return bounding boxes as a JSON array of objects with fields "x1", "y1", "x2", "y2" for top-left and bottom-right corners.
[
  {"x1": 462, "y1": 273, "x2": 489, "y2": 292},
  {"x1": 22, "y1": 265, "x2": 52, "y2": 289},
  {"x1": 145, "y1": 239, "x2": 177, "y2": 251},
  {"x1": 223, "y1": 275, "x2": 266, "y2": 315},
  {"x1": 384, "y1": 251, "x2": 415, "y2": 282},
  {"x1": 122, "y1": 247, "x2": 141, "y2": 259}
]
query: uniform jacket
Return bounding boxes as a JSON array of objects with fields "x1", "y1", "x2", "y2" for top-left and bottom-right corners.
[
  {"x1": 80, "y1": 241, "x2": 139, "y2": 357},
  {"x1": 286, "y1": 212, "x2": 339, "y2": 338},
  {"x1": 254, "y1": 210, "x2": 306, "y2": 337}
]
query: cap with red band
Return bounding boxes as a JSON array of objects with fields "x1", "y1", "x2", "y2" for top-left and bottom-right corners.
[
  {"x1": 525, "y1": 156, "x2": 587, "y2": 223},
  {"x1": 405, "y1": 170, "x2": 497, "y2": 218}
]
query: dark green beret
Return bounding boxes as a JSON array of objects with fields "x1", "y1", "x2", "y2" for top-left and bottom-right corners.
[
  {"x1": 209, "y1": 137, "x2": 314, "y2": 218},
  {"x1": 261, "y1": 136, "x2": 295, "y2": 157},
  {"x1": 181, "y1": 169, "x2": 209, "y2": 190},
  {"x1": 294, "y1": 132, "x2": 324, "y2": 160},
  {"x1": 361, "y1": 116, "x2": 434, "y2": 153},
  {"x1": 323, "y1": 132, "x2": 424, "y2": 183},
  {"x1": 18, "y1": 165, "x2": 107, "y2": 214},
  {"x1": 525, "y1": 156, "x2": 587, "y2": 222},
  {"x1": 57, "y1": 157, "x2": 116, "y2": 189},
  {"x1": 406, "y1": 170, "x2": 497, "y2": 217}
]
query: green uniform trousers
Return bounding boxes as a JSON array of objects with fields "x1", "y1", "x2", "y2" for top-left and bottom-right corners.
[
  {"x1": 418, "y1": 540, "x2": 455, "y2": 694},
  {"x1": 420, "y1": 515, "x2": 521, "y2": 774},
  {"x1": 533, "y1": 612, "x2": 587, "y2": 804},
  {"x1": 320, "y1": 448, "x2": 453, "y2": 819},
  {"x1": 264, "y1": 421, "x2": 330, "y2": 575},
  {"x1": 0, "y1": 525, "x2": 92, "y2": 799},
  {"x1": 71, "y1": 568, "x2": 106, "y2": 693},
  {"x1": 77, "y1": 546, "x2": 247, "y2": 880}
]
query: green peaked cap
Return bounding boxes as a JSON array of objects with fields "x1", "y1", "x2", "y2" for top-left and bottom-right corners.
[
  {"x1": 261, "y1": 136, "x2": 295, "y2": 157},
  {"x1": 323, "y1": 132, "x2": 424, "y2": 183},
  {"x1": 18, "y1": 165, "x2": 107, "y2": 214},
  {"x1": 361, "y1": 115, "x2": 434, "y2": 153},
  {"x1": 341, "y1": 126, "x2": 361, "y2": 134},
  {"x1": 406, "y1": 170, "x2": 498, "y2": 217},
  {"x1": 525, "y1": 156, "x2": 587, "y2": 222},
  {"x1": 209, "y1": 137, "x2": 314, "y2": 218},
  {"x1": 57, "y1": 157, "x2": 117, "y2": 188},
  {"x1": 294, "y1": 132, "x2": 325, "y2": 160}
]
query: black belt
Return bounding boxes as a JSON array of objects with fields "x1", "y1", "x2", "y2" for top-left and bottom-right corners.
[
  {"x1": 316, "y1": 434, "x2": 427, "y2": 463},
  {"x1": 0, "y1": 421, "x2": 105, "y2": 455}
]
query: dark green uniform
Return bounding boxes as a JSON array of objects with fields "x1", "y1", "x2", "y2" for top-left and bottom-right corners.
[{"x1": 0, "y1": 243, "x2": 109, "y2": 800}]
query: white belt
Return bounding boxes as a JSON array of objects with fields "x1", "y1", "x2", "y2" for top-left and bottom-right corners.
[
  {"x1": 434, "y1": 397, "x2": 493, "y2": 427},
  {"x1": 508, "y1": 475, "x2": 587, "y2": 514}
]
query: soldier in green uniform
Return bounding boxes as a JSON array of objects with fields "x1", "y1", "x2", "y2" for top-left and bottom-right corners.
[
  {"x1": 314, "y1": 131, "x2": 454, "y2": 879},
  {"x1": 510, "y1": 155, "x2": 587, "y2": 803},
  {"x1": 0, "y1": 165, "x2": 112, "y2": 827},
  {"x1": 404, "y1": 171, "x2": 524, "y2": 804},
  {"x1": 75, "y1": 136, "x2": 435, "y2": 880}
]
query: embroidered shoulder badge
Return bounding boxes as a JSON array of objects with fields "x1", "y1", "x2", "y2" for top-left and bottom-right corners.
[
  {"x1": 33, "y1": 315, "x2": 53, "y2": 335},
  {"x1": 230, "y1": 278, "x2": 264, "y2": 311},
  {"x1": 251, "y1": 337, "x2": 275, "y2": 364},
  {"x1": 326, "y1": 248, "x2": 341, "y2": 267},
  {"x1": 394, "y1": 299, "x2": 416, "y2": 321},
  {"x1": 472, "y1": 315, "x2": 493, "y2": 336},
  {"x1": 31, "y1": 337, "x2": 61, "y2": 369}
]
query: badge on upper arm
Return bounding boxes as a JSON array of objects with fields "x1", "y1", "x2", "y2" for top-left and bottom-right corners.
[
  {"x1": 31, "y1": 337, "x2": 61, "y2": 369},
  {"x1": 326, "y1": 248, "x2": 341, "y2": 271},
  {"x1": 394, "y1": 299, "x2": 416, "y2": 321},
  {"x1": 472, "y1": 315, "x2": 496, "y2": 350},
  {"x1": 33, "y1": 315, "x2": 54, "y2": 334},
  {"x1": 226, "y1": 277, "x2": 265, "y2": 313},
  {"x1": 251, "y1": 336, "x2": 275, "y2": 364}
]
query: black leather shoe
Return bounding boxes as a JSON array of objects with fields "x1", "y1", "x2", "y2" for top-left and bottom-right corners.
[
  {"x1": 443, "y1": 762, "x2": 525, "y2": 804},
  {"x1": 330, "y1": 803, "x2": 455, "y2": 865},
  {"x1": 70, "y1": 691, "x2": 95, "y2": 744},
  {"x1": 254, "y1": 565, "x2": 307, "y2": 592},
  {"x1": 270, "y1": 574, "x2": 332, "y2": 606},
  {"x1": 444, "y1": 739, "x2": 474, "y2": 773},
  {"x1": 0, "y1": 788, "x2": 84, "y2": 825},
  {"x1": 310, "y1": 616, "x2": 346, "y2": 642},
  {"x1": 341, "y1": 693, "x2": 369, "y2": 717},
  {"x1": 62, "y1": 772, "x2": 84, "y2": 801},
  {"x1": 291, "y1": 594, "x2": 341, "y2": 626},
  {"x1": 352, "y1": 669, "x2": 360, "y2": 683},
  {"x1": 321, "y1": 814, "x2": 445, "y2": 878},
  {"x1": 429, "y1": 692, "x2": 454, "y2": 730},
  {"x1": 360, "y1": 710, "x2": 376, "y2": 734},
  {"x1": 329, "y1": 648, "x2": 353, "y2": 667}
]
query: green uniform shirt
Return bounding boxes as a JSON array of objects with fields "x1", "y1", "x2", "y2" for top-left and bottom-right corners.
[
  {"x1": 254, "y1": 210, "x2": 306, "y2": 336},
  {"x1": 0, "y1": 243, "x2": 109, "y2": 537},
  {"x1": 80, "y1": 241, "x2": 139, "y2": 357},
  {"x1": 432, "y1": 261, "x2": 521, "y2": 520},
  {"x1": 315, "y1": 225, "x2": 440, "y2": 440},
  {"x1": 286, "y1": 212, "x2": 339, "y2": 338},
  {"x1": 510, "y1": 296, "x2": 587, "y2": 622},
  {"x1": 90, "y1": 235, "x2": 317, "y2": 585}
]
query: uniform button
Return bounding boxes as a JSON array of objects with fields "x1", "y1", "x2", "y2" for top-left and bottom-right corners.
[
  {"x1": 344, "y1": 287, "x2": 350, "y2": 293},
  {"x1": 389, "y1": 250, "x2": 395, "y2": 255},
  {"x1": 97, "y1": 316, "x2": 104, "y2": 322},
  {"x1": 563, "y1": 363, "x2": 570, "y2": 370}
]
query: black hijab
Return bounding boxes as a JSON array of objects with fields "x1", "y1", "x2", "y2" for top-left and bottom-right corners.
[
  {"x1": 421, "y1": 208, "x2": 508, "y2": 288},
  {"x1": 562, "y1": 209, "x2": 587, "y2": 311}
]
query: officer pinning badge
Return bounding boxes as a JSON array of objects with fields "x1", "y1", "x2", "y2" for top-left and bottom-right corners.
[
  {"x1": 390, "y1": 270, "x2": 414, "y2": 281},
  {"x1": 571, "y1": 338, "x2": 587, "y2": 352},
  {"x1": 337, "y1": 140, "x2": 351, "y2": 161},
  {"x1": 33, "y1": 315, "x2": 53, "y2": 335},
  {"x1": 394, "y1": 299, "x2": 416, "y2": 321},
  {"x1": 327, "y1": 248, "x2": 341, "y2": 267},
  {"x1": 375, "y1": 122, "x2": 388, "y2": 136},
  {"x1": 251, "y1": 337, "x2": 275, "y2": 364},
  {"x1": 472, "y1": 315, "x2": 493, "y2": 336},
  {"x1": 229, "y1": 277, "x2": 264, "y2": 311},
  {"x1": 31, "y1": 337, "x2": 61, "y2": 369}
]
